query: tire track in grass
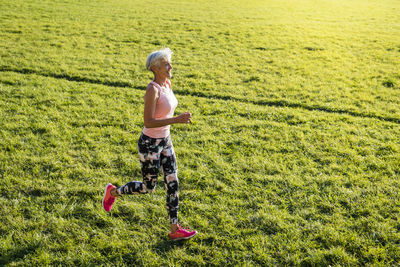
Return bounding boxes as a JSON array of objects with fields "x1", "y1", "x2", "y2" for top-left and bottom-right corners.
[{"x1": 1, "y1": 67, "x2": 400, "y2": 125}]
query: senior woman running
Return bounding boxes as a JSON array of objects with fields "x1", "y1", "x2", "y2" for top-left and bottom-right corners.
[{"x1": 102, "y1": 48, "x2": 197, "y2": 241}]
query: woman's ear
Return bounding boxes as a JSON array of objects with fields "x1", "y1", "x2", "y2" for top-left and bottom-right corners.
[{"x1": 150, "y1": 64, "x2": 158, "y2": 73}]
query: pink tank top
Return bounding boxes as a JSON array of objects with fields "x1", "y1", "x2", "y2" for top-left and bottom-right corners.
[{"x1": 142, "y1": 80, "x2": 178, "y2": 138}]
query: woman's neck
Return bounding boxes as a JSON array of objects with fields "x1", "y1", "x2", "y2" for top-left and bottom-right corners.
[{"x1": 153, "y1": 76, "x2": 168, "y2": 87}]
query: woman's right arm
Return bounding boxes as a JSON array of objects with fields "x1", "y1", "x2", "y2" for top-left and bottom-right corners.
[{"x1": 143, "y1": 85, "x2": 191, "y2": 128}]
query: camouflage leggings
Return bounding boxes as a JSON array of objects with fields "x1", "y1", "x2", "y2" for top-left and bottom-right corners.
[{"x1": 116, "y1": 133, "x2": 179, "y2": 224}]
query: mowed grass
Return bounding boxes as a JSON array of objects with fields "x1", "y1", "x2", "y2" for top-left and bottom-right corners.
[
  {"x1": 1, "y1": 0, "x2": 399, "y2": 120},
  {"x1": 1, "y1": 0, "x2": 399, "y2": 265}
]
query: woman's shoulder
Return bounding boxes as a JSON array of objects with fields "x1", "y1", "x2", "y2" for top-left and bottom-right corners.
[{"x1": 145, "y1": 82, "x2": 160, "y2": 99}]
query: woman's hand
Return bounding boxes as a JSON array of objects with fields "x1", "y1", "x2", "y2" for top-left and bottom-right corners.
[{"x1": 175, "y1": 111, "x2": 192, "y2": 124}]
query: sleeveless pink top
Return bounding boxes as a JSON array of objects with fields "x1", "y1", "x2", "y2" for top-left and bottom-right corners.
[{"x1": 142, "y1": 80, "x2": 178, "y2": 138}]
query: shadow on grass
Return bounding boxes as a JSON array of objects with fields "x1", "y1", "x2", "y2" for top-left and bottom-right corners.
[
  {"x1": 0, "y1": 66, "x2": 145, "y2": 91},
  {"x1": 153, "y1": 237, "x2": 188, "y2": 253},
  {"x1": 0, "y1": 243, "x2": 40, "y2": 265},
  {"x1": 2, "y1": 66, "x2": 399, "y2": 124},
  {"x1": 109, "y1": 239, "x2": 186, "y2": 265},
  {"x1": 174, "y1": 89, "x2": 400, "y2": 124}
]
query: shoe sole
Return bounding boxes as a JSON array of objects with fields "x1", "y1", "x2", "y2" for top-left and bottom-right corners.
[
  {"x1": 102, "y1": 183, "x2": 112, "y2": 212},
  {"x1": 170, "y1": 231, "x2": 197, "y2": 241}
]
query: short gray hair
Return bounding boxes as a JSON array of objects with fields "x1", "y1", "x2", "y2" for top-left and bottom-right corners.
[{"x1": 146, "y1": 48, "x2": 173, "y2": 71}]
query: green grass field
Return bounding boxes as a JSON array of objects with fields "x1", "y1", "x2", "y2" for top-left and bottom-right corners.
[{"x1": 1, "y1": 0, "x2": 399, "y2": 265}]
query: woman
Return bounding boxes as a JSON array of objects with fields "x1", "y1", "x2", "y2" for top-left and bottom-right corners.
[{"x1": 102, "y1": 48, "x2": 197, "y2": 241}]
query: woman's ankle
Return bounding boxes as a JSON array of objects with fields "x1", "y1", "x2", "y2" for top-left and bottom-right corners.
[
  {"x1": 110, "y1": 188, "x2": 119, "y2": 197},
  {"x1": 170, "y1": 224, "x2": 178, "y2": 233}
]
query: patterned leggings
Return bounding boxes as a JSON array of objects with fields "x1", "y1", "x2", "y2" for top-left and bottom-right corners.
[{"x1": 116, "y1": 133, "x2": 179, "y2": 224}]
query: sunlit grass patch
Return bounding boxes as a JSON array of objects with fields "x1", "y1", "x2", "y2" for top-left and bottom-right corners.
[{"x1": 1, "y1": 0, "x2": 399, "y2": 265}]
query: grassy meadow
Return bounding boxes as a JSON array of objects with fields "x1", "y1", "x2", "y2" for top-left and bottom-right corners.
[{"x1": 1, "y1": 0, "x2": 400, "y2": 265}]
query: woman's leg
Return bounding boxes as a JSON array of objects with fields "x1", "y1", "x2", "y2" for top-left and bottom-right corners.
[
  {"x1": 160, "y1": 136, "x2": 179, "y2": 226},
  {"x1": 116, "y1": 134, "x2": 163, "y2": 196},
  {"x1": 161, "y1": 136, "x2": 197, "y2": 240}
]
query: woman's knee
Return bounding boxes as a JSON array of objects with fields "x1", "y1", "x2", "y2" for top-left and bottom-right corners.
[
  {"x1": 140, "y1": 183, "x2": 155, "y2": 194},
  {"x1": 143, "y1": 173, "x2": 158, "y2": 193}
]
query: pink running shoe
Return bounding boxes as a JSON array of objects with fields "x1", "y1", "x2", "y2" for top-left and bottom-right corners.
[
  {"x1": 102, "y1": 183, "x2": 116, "y2": 212},
  {"x1": 169, "y1": 224, "x2": 197, "y2": 241}
]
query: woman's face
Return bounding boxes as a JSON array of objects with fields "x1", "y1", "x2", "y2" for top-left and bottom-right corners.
[{"x1": 155, "y1": 58, "x2": 173, "y2": 79}]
